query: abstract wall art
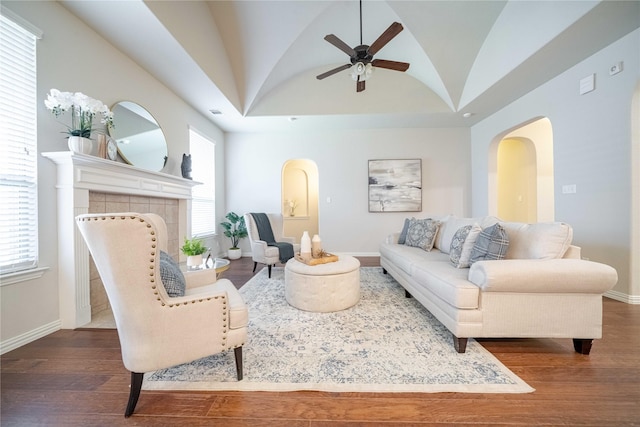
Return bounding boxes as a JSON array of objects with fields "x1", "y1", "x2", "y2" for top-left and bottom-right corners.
[{"x1": 368, "y1": 159, "x2": 422, "y2": 212}]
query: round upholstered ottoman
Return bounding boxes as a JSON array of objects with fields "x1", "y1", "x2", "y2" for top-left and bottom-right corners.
[{"x1": 284, "y1": 255, "x2": 361, "y2": 312}]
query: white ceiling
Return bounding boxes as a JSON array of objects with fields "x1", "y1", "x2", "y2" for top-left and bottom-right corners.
[{"x1": 61, "y1": 0, "x2": 640, "y2": 133}]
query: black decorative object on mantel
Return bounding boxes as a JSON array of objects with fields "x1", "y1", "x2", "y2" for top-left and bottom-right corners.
[{"x1": 181, "y1": 153, "x2": 192, "y2": 179}]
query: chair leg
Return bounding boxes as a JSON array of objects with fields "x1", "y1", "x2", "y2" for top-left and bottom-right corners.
[
  {"x1": 268, "y1": 264, "x2": 272, "y2": 278},
  {"x1": 252, "y1": 262, "x2": 257, "y2": 273},
  {"x1": 125, "y1": 371, "x2": 144, "y2": 418},
  {"x1": 234, "y1": 346, "x2": 243, "y2": 380}
]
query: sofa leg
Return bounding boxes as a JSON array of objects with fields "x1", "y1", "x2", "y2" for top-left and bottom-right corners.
[
  {"x1": 405, "y1": 290, "x2": 413, "y2": 298},
  {"x1": 382, "y1": 267, "x2": 387, "y2": 274},
  {"x1": 125, "y1": 372, "x2": 144, "y2": 418},
  {"x1": 573, "y1": 338, "x2": 593, "y2": 355},
  {"x1": 267, "y1": 264, "x2": 272, "y2": 278},
  {"x1": 234, "y1": 346, "x2": 243, "y2": 380},
  {"x1": 453, "y1": 336, "x2": 468, "y2": 353},
  {"x1": 252, "y1": 262, "x2": 257, "y2": 273}
]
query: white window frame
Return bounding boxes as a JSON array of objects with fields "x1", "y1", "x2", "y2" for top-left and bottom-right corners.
[
  {"x1": 0, "y1": 8, "x2": 46, "y2": 284},
  {"x1": 188, "y1": 127, "x2": 216, "y2": 237}
]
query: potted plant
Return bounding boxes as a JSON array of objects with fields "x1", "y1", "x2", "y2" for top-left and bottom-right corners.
[
  {"x1": 220, "y1": 212, "x2": 248, "y2": 260},
  {"x1": 180, "y1": 236, "x2": 208, "y2": 267}
]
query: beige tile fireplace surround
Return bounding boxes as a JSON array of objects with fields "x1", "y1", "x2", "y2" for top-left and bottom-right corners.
[
  {"x1": 43, "y1": 152, "x2": 197, "y2": 328},
  {"x1": 88, "y1": 192, "x2": 180, "y2": 319}
]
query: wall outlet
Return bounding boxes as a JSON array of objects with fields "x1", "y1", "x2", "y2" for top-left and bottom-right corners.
[
  {"x1": 609, "y1": 61, "x2": 623, "y2": 75},
  {"x1": 562, "y1": 184, "x2": 577, "y2": 194}
]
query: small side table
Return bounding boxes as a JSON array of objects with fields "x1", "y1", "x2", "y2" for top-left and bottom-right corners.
[
  {"x1": 208, "y1": 257, "x2": 230, "y2": 279},
  {"x1": 181, "y1": 256, "x2": 230, "y2": 279}
]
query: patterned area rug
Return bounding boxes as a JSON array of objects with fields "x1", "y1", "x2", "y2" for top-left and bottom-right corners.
[{"x1": 143, "y1": 267, "x2": 534, "y2": 393}]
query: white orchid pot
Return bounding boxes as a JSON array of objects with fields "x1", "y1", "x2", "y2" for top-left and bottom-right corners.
[{"x1": 68, "y1": 136, "x2": 93, "y2": 154}]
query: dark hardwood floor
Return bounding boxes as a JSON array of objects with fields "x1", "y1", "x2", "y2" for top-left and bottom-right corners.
[{"x1": 2, "y1": 256, "x2": 640, "y2": 426}]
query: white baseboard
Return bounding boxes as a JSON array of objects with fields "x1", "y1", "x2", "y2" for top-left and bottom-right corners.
[
  {"x1": 337, "y1": 252, "x2": 381, "y2": 257},
  {"x1": 1, "y1": 320, "x2": 61, "y2": 355},
  {"x1": 242, "y1": 252, "x2": 381, "y2": 258},
  {"x1": 605, "y1": 289, "x2": 640, "y2": 305}
]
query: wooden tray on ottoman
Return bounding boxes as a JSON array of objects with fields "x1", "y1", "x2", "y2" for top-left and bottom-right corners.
[{"x1": 295, "y1": 253, "x2": 339, "y2": 265}]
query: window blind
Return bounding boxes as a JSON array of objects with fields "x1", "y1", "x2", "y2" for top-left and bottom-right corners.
[
  {"x1": 0, "y1": 13, "x2": 39, "y2": 274},
  {"x1": 189, "y1": 128, "x2": 216, "y2": 237}
]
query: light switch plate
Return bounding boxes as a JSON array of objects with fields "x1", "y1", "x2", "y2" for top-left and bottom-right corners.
[{"x1": 579, "y1": 74, "x2": 595, "y2": 95}]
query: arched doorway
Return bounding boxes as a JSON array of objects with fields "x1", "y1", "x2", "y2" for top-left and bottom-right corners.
[
  {"x1": 489, "y1": 117, "x2": 554, "y2": 222},
  {"x1": 281, "y1": 159, "x2": 319, "y2": 241},
  {"x1": 497, "y1": 138, "x2": 537, "y2": 222}
]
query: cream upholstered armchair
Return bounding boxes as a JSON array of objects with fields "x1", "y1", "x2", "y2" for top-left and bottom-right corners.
[
  {"x1": 76, "y1": 213, "x2": 247, "y2": 418},
  {"x1": 244, "y1": 213, "x2": 300, "y2": 277}
]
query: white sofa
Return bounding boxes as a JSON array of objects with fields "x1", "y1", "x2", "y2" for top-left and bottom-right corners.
[{"x1": 379, "y1": 215, "x2": 618, "y2": 354}]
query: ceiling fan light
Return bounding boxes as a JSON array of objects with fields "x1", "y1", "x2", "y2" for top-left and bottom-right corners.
[
  {"x1": 363, "y1": 63, "x2": 374, "y2": 80},
  {"x1": 351, "y1": 62, "x2": 372, "y2": 81}
]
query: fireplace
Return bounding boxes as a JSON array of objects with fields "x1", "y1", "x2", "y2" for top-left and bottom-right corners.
[{"x1": 43, "y1": 152, "x2": 198, "y2": 328}]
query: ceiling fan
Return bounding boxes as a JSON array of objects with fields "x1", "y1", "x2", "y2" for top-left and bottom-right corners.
[{"x1": 316, "y1": 0, "x2": 410, "y2": 93}]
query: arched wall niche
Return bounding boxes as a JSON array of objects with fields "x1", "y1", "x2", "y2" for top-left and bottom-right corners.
[
  {"x1": 281, "y1": 159, "x2": 319, "y2": 242},
  {"x1": 488, "y1": 117, "x2": 554, "y2": 222}
]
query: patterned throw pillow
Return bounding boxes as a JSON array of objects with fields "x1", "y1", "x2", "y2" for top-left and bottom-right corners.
[
  {"x1": 398, "y1": 218, "x2": 412, "y2": 244},
  {"x1": 469, "y1": 223, "x2": 509, "y2": 265},
  {"x1": 404, "y1": 218, "x2": 441, "y2": 251},
  {"x1": 449, "y1": 223, "x2": 482, "y2": 268},
  {"x1": 160, "y1": 250, "x2": 186, "y2": 297}
]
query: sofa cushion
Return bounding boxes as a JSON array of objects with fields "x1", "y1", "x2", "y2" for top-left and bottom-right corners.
[
  {"x1": 469, "y1": 223, "x2": 509, "y2": 264},
  {"x1": 411, "y1": 261, "x2": 480, "y2": 309},
  {"x1": 449, "y1": 223, "x2": 482, "y2": 268},
  {"x1": 405, "y1": 218, "x2": 440, "y2": 251},
  {"x1": 500, "y1": 222, "x2": 573, "y2": 259},
  {"x1": 380, "y1": 242, "x2": 449, "y2": 276},
  {"x1": 159, "y1": 250, "x2": 186, "y2": 297}
]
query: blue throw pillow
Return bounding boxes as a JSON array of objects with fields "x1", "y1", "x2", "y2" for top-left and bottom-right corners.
[
  {"x1": 469, "y1": 223, "x2": 509, "y2": 265},
  {"x1": 160, "y1": 250, "x2": 186, "y2": 297},
  {"x1": 404, "y1": 218, "x2": 441, "y2": 251},
  {"x1": 398, "y1": 218, "x2": 411, "y2": 244}
]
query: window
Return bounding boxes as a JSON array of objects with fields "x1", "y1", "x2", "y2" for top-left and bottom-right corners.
[
  {"x1": 0, "y1": 10, "x2": 41, "y2": 275},
  {"x1": 189, "y1": 128, "x2": 215, "y2": 236}
]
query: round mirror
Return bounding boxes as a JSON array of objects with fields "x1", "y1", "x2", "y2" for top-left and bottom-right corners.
[{"x1": 109, "y1": 101, "x2": 168, "y2": 172}]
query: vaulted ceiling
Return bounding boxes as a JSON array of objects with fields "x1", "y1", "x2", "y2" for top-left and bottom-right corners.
[{"x1": 61, "y1": 1, "x2": 640, "y2": 132}]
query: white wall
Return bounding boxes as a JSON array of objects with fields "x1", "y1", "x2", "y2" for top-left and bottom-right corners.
[
  {"x1": 225, "y1": 128, "x2": 471, "y2": 254},
  {"x1": 471, "y1": 29, "x2": 640, "y2": 300},
  {"x1": 1, "y1": 2, "x2": 226, "y2": 350}
]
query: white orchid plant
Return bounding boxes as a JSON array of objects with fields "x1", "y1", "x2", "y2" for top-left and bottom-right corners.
[{"x1": 44, "y1": 89, "x2": 114, "y2": 138}]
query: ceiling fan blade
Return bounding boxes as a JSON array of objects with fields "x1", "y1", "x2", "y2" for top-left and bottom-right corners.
[
  {"x1": 372, "y1": 59, "x2": 410, "y2": 72},
  {"x1": 356, "y1": 76, "x2": 366, "y2": 93},
  {"x1": 368, "y1": 22, "x2": 403, "y2": 56},
  {"x1": 316, "y1": 63, "x2": 352, "y2": 80},
  {"x1": 324, "y1": 34, "x2": 356, "y2": 57}
]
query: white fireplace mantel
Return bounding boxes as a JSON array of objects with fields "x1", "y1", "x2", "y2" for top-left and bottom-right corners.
[{"x1": 43, "y1": 152, "x2": 199, "y2": 328}]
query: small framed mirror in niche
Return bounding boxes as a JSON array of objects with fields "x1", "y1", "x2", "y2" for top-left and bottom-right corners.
[{"x1": 109, "y1": 101, "x2": 168, "y2": 172}]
